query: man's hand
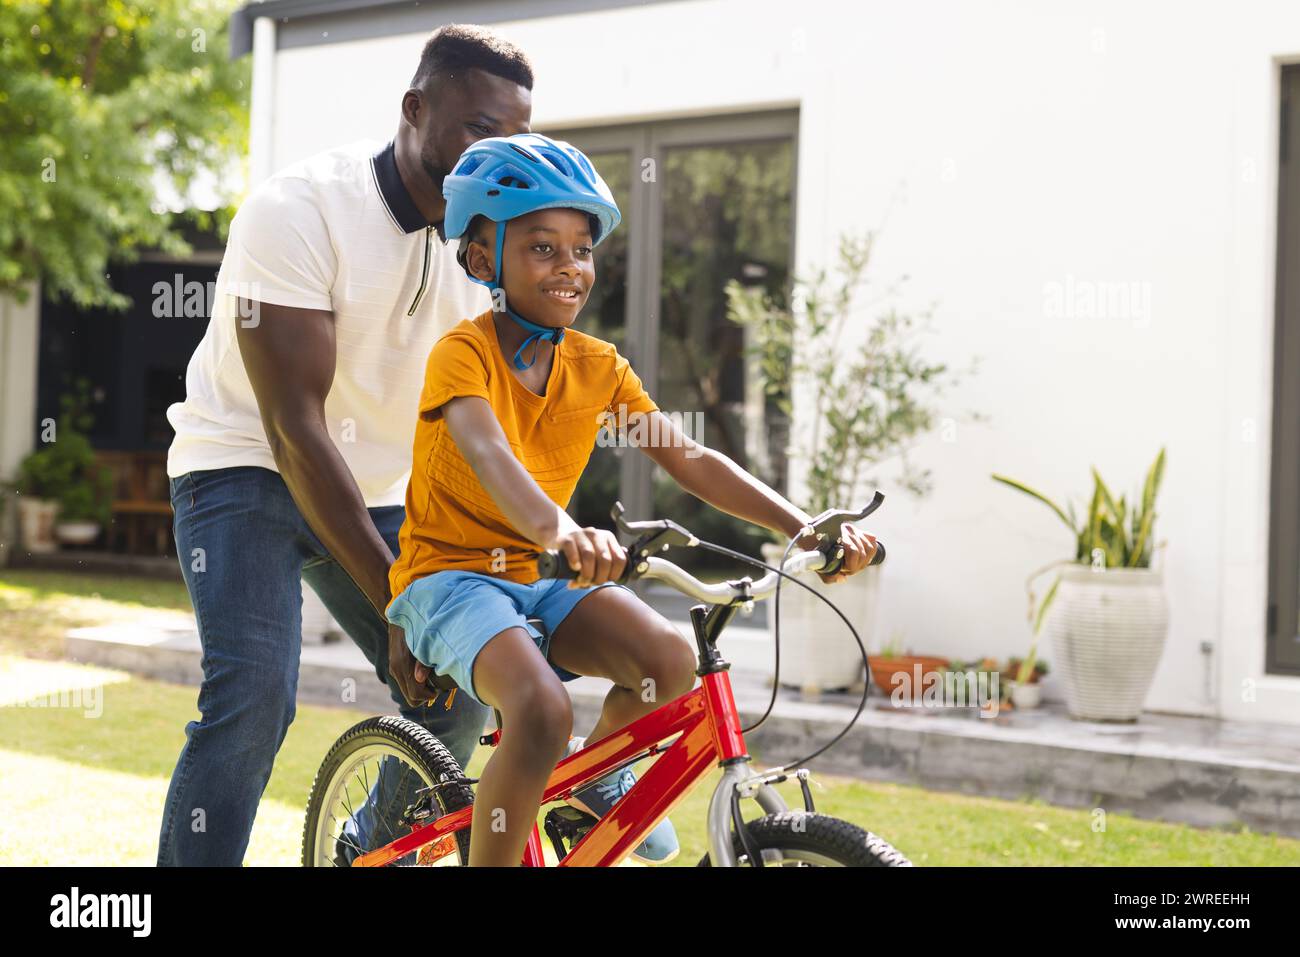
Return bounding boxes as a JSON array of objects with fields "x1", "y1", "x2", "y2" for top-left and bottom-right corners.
[
  {"x1": 388, "y1": 621, "x2": 435, "y2": 707},
  {"x1": 797, "y1": 523, "x2": 879, "y2": 584},
  {"x1": 556, "y1": 526, "x2": 627, "y2": 588}
]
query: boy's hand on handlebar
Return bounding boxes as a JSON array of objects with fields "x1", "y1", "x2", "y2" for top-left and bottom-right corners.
[
  {"x1": 799, "y1": 523, "x2": 879, "y2": 584},
  {"x1": 556, "y1": 526, "x2": 627, "y2": 588}
]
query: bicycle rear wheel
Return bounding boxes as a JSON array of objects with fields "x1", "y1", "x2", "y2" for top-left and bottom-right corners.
[
  {"x1": 697, "y1": 812, "x2": 912, "y2": 867},
  {"x1": 302, "y1": 716, "x2": 473, "y2": 867}
]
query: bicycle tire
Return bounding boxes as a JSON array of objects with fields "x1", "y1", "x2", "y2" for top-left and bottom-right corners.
[
  {"x1": 696, "y1": 811, "x2": 912, "y2": 867},
  {"x1": 302, "y1": 715, "x2": 473, "y2": 867}
]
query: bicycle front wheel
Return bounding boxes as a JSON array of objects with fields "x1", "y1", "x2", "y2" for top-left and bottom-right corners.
[{"x1": 697, "y1": 812, "x2": 912, "y2": 867}]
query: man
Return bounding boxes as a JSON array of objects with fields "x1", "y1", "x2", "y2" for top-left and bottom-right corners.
[{"x1": 159, "y1": 24, "x2": 533, "y2": 866}]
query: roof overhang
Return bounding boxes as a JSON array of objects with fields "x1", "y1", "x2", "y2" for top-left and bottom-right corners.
[{"x1": 229, "y1": 0, "x2": 678, "y2": 60}]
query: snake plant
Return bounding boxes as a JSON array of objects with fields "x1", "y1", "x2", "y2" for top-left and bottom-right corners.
[{"x1": 991, "y1": 447, "x2": 1166, "y2": 683}]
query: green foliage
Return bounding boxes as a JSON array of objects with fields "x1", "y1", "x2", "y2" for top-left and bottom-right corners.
[
  {"x1": 877, "y1": 631, "x2": 907, "y2": 659},
  {"x1": 993, "y1": 448, "x2": 1168, "y2": 654},
  {"x1": 728, "y1": 231, "x2": 980, "y2": 518},
  {"x1": 16, "y1": 378, "x2": 114, "y2": 525},
  {"x1": 992, "y1": 448, "x2": 1167, "y2": 570},
  {"x1": 1007, "y1": 655, "x2": 1049, "y2": 685},
  {"x1": 0, "y1": 0, "x2": 250, "y2": 307}
]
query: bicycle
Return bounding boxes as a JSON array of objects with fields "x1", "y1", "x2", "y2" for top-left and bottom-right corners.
[{"x1": 302, "y1": 492, "x2": 911, "y2": 867}]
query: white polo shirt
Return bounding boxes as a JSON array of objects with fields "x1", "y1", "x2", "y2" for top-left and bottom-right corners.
[{"x1": 166, "y1": 140, "x2": 490, "y2": 507}]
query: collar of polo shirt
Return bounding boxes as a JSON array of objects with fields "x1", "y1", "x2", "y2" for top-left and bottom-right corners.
[{"x1": 371, "y1": 141, "x2": 447, "y2": 243}]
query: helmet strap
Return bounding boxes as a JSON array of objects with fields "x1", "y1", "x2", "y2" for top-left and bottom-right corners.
[{"x1": 491, "y1": 221, "x2": 566, "y2": 371}]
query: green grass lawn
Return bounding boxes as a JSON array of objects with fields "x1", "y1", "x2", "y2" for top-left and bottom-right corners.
[
  {"x1": 0, "y1": 568, "x2": 193, "y2": 660},
  {"x1": 2, "y1": 568, "x2": 1299, "y2": 866}
]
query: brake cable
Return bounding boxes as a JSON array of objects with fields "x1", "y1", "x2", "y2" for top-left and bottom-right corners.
[{"x1": 691, "y1": 538, "x2": 873, "y2": 773}]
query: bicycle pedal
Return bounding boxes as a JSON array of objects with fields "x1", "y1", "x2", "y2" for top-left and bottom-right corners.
[{"x1": 542, "y1": 806, "x2": 598, "y2": 861}]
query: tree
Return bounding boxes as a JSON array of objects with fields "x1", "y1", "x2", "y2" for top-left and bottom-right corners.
[{"x1": 0, "y1": 0, "x2": 249, "y2": 309}]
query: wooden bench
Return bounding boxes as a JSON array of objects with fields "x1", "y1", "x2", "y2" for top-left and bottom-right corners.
[{"x1": 94, "y1": 451, "x2": 174, "y2": 555}]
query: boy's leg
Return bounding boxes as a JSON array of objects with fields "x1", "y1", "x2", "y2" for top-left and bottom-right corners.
[
  {"x1": 158, "y1": 467, "x2": 313, "y2": 866},
  {"x1": 544, "y1": 585, "x2": 698, "y2": 745},
  {"x1": 469, "y1": 627, "x2": 574, "y2": 866}
]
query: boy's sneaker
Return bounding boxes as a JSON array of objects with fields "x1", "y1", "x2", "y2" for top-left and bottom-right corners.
[{"x1": 563, "y1": 736, "x2": 680, "y2": 865}]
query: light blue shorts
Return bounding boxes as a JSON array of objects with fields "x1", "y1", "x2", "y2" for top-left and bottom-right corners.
[{"x1": 385, "y1": 570, "x2": 626, "y2": 707}]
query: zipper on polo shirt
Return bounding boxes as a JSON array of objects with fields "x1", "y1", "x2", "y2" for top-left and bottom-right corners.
[{"x1": 406, "y1": 225, "x2": 433, "y2": 316}]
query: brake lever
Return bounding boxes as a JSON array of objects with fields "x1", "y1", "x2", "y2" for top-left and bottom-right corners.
[
  {"x1": 808, "y1": 491, "x2": 887, "y2": 574},
  {"x1": 609, "y1": 500, "x2": 695, "y2": 544},
  {"x1": 536, "y1": 503, "x2": 698, "y2": 584},
  {"x1": 607, "y1": 501, "x2": 698, "y2": 583}
]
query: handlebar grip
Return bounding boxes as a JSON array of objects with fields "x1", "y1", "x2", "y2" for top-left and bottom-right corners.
[
  {"x1": 536, "y1": 551, "x2": 580, "y2": 580},
  {"x1": 820, "y1": 537, "x2": 886, "y2": 576}
]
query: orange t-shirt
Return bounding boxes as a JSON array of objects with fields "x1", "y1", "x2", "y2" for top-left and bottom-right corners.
[{"x1": 387, "y1": 310, "x2": 658, "y2": 601}]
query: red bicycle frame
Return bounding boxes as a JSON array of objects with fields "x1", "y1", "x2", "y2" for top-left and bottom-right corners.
[{"x1": 354, "y1": 666, "x2": 749, "y2": 867}]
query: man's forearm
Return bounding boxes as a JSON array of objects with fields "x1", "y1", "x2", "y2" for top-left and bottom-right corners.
[{"x1": 267, "y1": 419, "x2": 395, "y2": 613}]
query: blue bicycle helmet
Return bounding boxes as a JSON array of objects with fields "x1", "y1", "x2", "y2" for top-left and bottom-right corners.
[{"x1": 442, "y1": 134, "x2": 621, "y2": 370}]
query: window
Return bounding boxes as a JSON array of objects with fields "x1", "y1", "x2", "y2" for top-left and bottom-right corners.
[
  {"x1": 549, "y1": 111, "x2": 799, "y2": 570},
  {"x1": 1267, "y1": 65, "x2": 1300, "y2": 675}
]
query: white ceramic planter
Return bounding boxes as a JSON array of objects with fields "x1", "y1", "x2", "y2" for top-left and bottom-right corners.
[
  {"x1": 1046, "y1": 563, "x2": 1169, "y2": 722},
  {"x1": 1009, "y1": 681, "x2": 1041, "y2": 709},
  {"x1": 762, "y1": 539, "x2": 879, "y2": 694},
  {"x1": 17, "y1": 497, "x2": 60, "y2": 554}
]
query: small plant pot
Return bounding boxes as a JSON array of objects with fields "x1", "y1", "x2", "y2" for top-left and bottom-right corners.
[
  {"x1": 868, "y1": 655, "x2": 950, "y2": 704},
  {"x1": 1009, "y1": 681, "x2": 1041, "y2": 709},
  {"x1": 54, "y1": 521, "x2": 101, "y2": 546},
  {"x1": 17, "y1": 497, "x2": 60, "y2": 553}
]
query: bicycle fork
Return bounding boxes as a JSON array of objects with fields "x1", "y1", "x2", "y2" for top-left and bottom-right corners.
[{"x1": 689, "y1": 599, "x2": 814, "y2": 867}]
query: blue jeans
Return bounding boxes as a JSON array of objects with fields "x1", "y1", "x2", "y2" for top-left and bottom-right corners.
[{"x1": 157, "y1": 465, "x2": 490, "y2": 866}]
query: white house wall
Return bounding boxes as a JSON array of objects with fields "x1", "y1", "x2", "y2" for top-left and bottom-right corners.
[{"x1": 258, "y1": 0, "x2": 1300, "y2": 725}]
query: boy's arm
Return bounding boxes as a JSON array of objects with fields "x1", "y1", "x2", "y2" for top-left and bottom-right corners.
[
  {"x1": 629, "y1": 411, "x2": 877, "y2": 582},
  {"x1": 440, "y1": 396, "x2": 625, "y2": 582}
]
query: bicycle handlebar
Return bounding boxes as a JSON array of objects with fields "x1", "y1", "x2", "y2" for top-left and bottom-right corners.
[
  {"x1": 536, "y1": 547, "x2": 834, "y2": 603},
  {"x1": 535, "y1": 495, "x2": 886, "y2": 603}
]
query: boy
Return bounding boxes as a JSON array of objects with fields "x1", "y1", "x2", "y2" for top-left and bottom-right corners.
[{"x1": 385, "y1": 134, "x2": 878, "y2": 867}]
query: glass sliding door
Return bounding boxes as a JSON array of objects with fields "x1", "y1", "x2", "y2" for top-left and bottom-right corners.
[
  {"x1": 565, "y1": 149, "x2": 634, "y2": 532},
  {"x1": 654, "y1": 134, "x2": 795, "y2": 566},
  {"x1": 546, "y1": 112, "x2": 799, "y2": 568}
]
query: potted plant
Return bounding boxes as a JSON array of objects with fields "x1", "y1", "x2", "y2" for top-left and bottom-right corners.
[
  {"x1": 1002, "y1": 656, "x2": 1050, "y2": 709},
  {"x1": 868, "y1": 633, "x2": 949, "y2": 705},
  {"x1": 729, "y1": 231, "x2": 981, "y2": 693},
  {"x1": 16, "y1": 380, "x2": 114, "y2": 550},
  {"x1": 992, "y1": 449, "x2": 1168, "y2": 722},
  {"x1": 53, "y1": 453, "x2": 113, "y2": 545},
  {"x1": 15, "y1": 447, "x2": 66, "y2": 553}
]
